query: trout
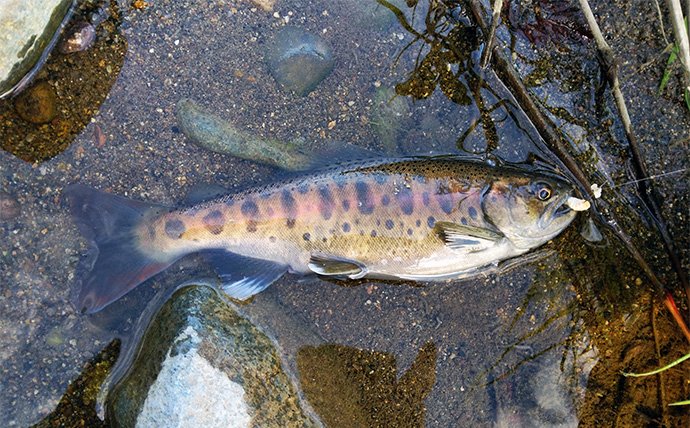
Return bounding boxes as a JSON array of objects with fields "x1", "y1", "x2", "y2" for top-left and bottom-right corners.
[{"x1": 65, "y1": 157, "x2": 580, "y2": 313}]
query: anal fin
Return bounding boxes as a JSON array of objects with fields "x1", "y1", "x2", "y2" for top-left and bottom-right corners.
[{"x1": 202, "y1": 250, "x2": 288, "y2": 300}]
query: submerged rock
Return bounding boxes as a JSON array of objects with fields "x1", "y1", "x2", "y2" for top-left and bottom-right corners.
[
  {"x1": 57, "y1": 21, "x2": 97, "y2": 54},
  {"x1": 14, "y1": 81, "x2": 58, "y2": 124},
  {"x1": 106, "y1": 285, "x2": 317, "y2": 428},
  {"x1": 176, "y1": 98, "x2": 387, "y2": 171},
  {"x1": 176, "y1": 98, "x2": 313, "y2": 170},
  {"x1": 265, "y1": 27, "x2": 334, "y2": 96},
  {"x1": 370, "y1": 86, "x2": 410, "y2": 155}
]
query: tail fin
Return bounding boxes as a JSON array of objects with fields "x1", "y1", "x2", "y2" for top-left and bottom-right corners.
[{"x1": 65, "y1": 184, "x2": 177, "y2": 314}]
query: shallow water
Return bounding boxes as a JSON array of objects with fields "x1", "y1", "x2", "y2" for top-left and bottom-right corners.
[{"x1": 0, "y1": 0, "x2": 688, "y2": 426}]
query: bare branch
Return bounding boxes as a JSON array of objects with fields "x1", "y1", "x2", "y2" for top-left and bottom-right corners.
[{"x1": 480, "y1": 0, "x2": 504, "y2": 68}]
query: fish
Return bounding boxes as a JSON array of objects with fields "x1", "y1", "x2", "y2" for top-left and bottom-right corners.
[{"x1": 65, "y1": 156, "x2": 580, "y2": 313}]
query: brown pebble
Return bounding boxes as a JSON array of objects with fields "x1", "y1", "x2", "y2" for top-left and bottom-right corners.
[
  {"x1": 0, "y1": 192, "x2": 21, "y2": 221},
  {"x1": 57, "y1": 21, "x2": 96, "y2": 54},
  {"x1": 14, "y1": 81, "x2": 57, "y2": 124}
]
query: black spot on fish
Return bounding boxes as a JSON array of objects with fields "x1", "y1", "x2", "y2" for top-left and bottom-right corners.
[
  {"x1": 241, "y1": 199, "x2": 259, "y2": 218},
  {"x1": 427, "y1": 216, "x2": 435, "y2": 228},
  {"x1": 468, "y1": 206, "x2": 478, "y2": 220},
  {"x1": 246, "y1": 220, "x2": 257, "y2": 233},
  {"x1": 385, "y1": 219, "x2": 394, "y2": 230},
  {"x1": 322, "y1": 237, "x2": 328, "y2": 242},
  {"x1": 165, "y1": 219, "x2": 186, "y2": 239},
  {"x1": 381, "y1": 194, "x2": 390, "y2": 206},
  {"x1": 318, "y1": 185, "x2": 335, "y2": 220},
  {"x1": 225, "y1": 199, "x2": 234, "y2": 207},
  {"x1": 371, "y1": 230, "x2": 377, "y2": 237},
  {"x1": 396, "y1": 187, "x2": 414, "y2": 215},
  {"x1": 203, "y1": 210, "x2": 225, "y2": 235},
  {"x1": 342, "y1": 199, "x2": 350, "y2": 212},
  {"x1": 435, "y1": 193, "x2": 454, "y2": 214},
  {"x1": 269, "y1": 236, "x2": 277, "y2": 243},
  {"x1": 356, "y1": 181, "x2": 375, "y2": 215},
  {"x1": 303, "y1": 233, "x2": 311, "y2": 241},
  {"x1": 461, "y1": 217, "x2": 468, "y2": 225},
  {"x1": 422, "y1": 192, "x2": 430, "y2": 206},
  {"x1": 297, "y1": 184, "x2": 310, "y2": 194},
  {"x1": 416, "y1": 219, "x2": 421, "y2": 227},
  {"x1": 376, "y1": 219, "x2": 381, "y2": 226},
  {"x1": 342, "y1": 222, "x2": 351, "y2": 232},
  {"x1": 286, "y1": 218, "x2": 296, "y2": 228},
  {"x1": 260, "y1": 192, "x2": 272, "y2": 200},
  {"x1": 333, "y1": 177, "x2": 347, "y2": 189},
  {"x1": 407, "y1": 228, "x2": 413, "y2": 235}
]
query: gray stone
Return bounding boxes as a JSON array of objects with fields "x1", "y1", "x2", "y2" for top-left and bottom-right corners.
[
  {"x1": 106, "y1": 285, "x2": 317, "y2": 428},
  {"x1": 265, "y1": 27, "x2": 334, "y2": 96}
]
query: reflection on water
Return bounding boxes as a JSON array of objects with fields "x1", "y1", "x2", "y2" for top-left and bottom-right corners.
[{"x1": 0, "y1": 0, "x2": 688, "y2": 426}]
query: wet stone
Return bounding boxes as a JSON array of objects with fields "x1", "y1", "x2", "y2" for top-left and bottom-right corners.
[
  {"x1": 14, "y1": 81, "x2": 57, "y2": 124},
  {"x1": 106, "y1": 285, "x2": 316, "y2": 428},
  {"x1": 176, "y1": 98, "x2": 313, "y2": 171},
  {"x1": 57, "y1": 21, "x2": 96, "y2": 54},
  {"x1": 265, "y1": 27, "x2": 334, "y2": 96}
]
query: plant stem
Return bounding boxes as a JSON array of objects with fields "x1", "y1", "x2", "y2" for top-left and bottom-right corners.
[{"x1": 666, "y1": 0, "x2": 690, "y2": 95}]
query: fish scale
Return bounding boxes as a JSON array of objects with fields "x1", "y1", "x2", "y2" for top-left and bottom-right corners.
[{"x1": 65, "y1": 157, "x2": 579, "y2": 313}]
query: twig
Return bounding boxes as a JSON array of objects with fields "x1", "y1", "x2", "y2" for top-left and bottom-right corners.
[
  {"x1": 653, "y1": 0, "x2": 670, "y2": 45},
  {"x1": 480, "y1": 0, "x2": 504, "y2": 68}
]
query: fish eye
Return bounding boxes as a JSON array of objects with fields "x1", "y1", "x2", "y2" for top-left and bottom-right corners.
[{"x1": 535, "y1": 184, "x2": 552, "y2": 201}]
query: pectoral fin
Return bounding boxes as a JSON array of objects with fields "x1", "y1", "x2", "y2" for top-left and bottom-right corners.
[
  {"x1": 308, "y1": 254, "x2": 368, "y2": 279},
  {"x1": 202, "y1": 250, "x2": 288, "y2": 300},
  {"x1": 434, "y1": 221, "x2": 504, "y2": 252}
]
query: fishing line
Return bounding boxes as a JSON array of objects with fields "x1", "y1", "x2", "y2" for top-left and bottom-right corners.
[
  {"x1": 582, "y1": 168, "x2": 687, "y2": 202},
  {"x1": 566, "y1": 168, "x2": 686, "y2": 211}
]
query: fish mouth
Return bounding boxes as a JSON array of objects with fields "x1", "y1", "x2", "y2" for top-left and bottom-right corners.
[
  {"x1": 553, "y1": 199, "x2": 572, "y2": 218},
  {"x1": 539, "y1": 194, "x2": 572, "y2": 229}
]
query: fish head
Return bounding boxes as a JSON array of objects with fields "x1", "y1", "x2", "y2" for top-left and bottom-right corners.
[{"x1": 482, "y1": 171, "x2": 578, "y2": 250}]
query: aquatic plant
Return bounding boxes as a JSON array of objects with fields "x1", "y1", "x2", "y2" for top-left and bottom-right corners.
[{"x1": 657, "y1": 17, "x2": 690, "y2": 112}]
